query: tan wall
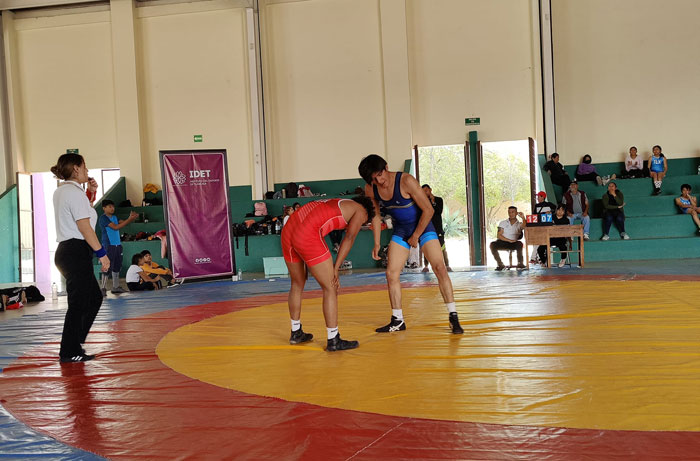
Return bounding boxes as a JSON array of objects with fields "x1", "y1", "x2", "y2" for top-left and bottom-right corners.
[
  {"x1": 263, "y1": 0, "x2": 386, "y2": 182},
  {"x1": 406, "y1": 0, "x2": 539, "y2": 147},
  {"x1": 136, "y1": 4, "x2": 253, "y2": 187},
  {"x1": 552, "y1": 0, "x2": 700, "y2": 164},
  {"x1": 14, "y1": 11, "x2": 117, "y2": 172}
]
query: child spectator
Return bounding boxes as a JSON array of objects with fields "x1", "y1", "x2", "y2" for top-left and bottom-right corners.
[
  {"x1": 576, "y1": 154, "x2": 615, "y2": 186},
  {"x1": 675, "y1": 184, "x2": 700, "y2": 235},
  {"x1": 98, "y1": 200, "x2": 137, "y2": 295},
  {"x1": 537, "y1": 204, "x2": 570, "y2": 268},
  {"x1": 126, "y1": 254, "x2": 159, "y2": 291},
  {"x1": 648, "y1": 145, "x2": 667, "y2": 195},
  {"x1": 543, "y1": 153, "x2": 571, "y2": 192},
  {"x1": 623, "y1": 146, "x2": 645, "y2": 178},
  {"x1": 140, "y1": 250, "x2": 174, "y2": 287},
  {"x1": 601, "y1": 182, "x2": 629, "y2": 240},
  {"x1": 282, "y1": 205, "x2": 294, "y2": 226}
]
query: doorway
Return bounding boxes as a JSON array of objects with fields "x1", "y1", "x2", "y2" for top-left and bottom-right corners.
[
  {"x1": 481, "y1": 140, "x2": 531, "y2": 267},
  {"x1": 415, "y1": 144, "x2": 470, "y2": 269},
  {"x1": 26, "y1": 168, "x2": 120, "y2": 294}
]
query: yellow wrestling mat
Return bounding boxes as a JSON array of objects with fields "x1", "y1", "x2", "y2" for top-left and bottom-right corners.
[{"x1": 157, "y1": 280, "x2": 700, "y2": 431}]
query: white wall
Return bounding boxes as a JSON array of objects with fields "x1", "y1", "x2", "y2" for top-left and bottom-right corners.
[
  {"x1": 14, "y1": 11, "x2": 117, "y2": 172},
  {"x1": 552, "y1": 0, "x2": 700, "y2": 164},
  {"x1": 263, "y1": 0, "x2": 386, "y2": 182},
  {"x1": 406, "y1": 0, "x2": 539, "y2": 147},
  {"x1": 136, "y1": 4, "x2": 253, "y2": 187}
]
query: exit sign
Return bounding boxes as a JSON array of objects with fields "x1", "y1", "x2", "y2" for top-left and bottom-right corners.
[
  {"x1": 66, "y1": 148, "x2": 79, "y2": 154},
  {"x1": 465, "y1": 117, "x2": 480, "y2": 126},
  {"x1": 194, "y1": 134, "x2": 203, "y2": 142}
]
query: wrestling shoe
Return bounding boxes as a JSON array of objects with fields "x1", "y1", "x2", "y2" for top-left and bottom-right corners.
[
  {"x1": 111, "y1": 287, "x2": 127, "y2": 294},
  {"x1": 101, "y1": 287, "x2": 107, "y2": 297},
  {"x1": 289, "y1": 328, "x2": 313, "y2": 344},
  {"x1": 449, "y1": 312, "x2": 464, "y2": 334},
  {"x1": 326, "y1": 335, "x2": 359, "y2": 351},
  {"x1": 60, "y1": 353, "x2": 95, "y2": 363},
  {"x1": 375, "y1": 316, "x2": 406, "y2": 333}
]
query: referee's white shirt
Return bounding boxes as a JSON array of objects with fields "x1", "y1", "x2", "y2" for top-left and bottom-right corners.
[{"x1": 53, "y1": 181, "x2": 97, "y2": 242}]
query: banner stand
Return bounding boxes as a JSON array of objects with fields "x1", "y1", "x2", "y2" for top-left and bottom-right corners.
[{"x1": 160, "y1": 150, "x2": 236, "y2": 280}]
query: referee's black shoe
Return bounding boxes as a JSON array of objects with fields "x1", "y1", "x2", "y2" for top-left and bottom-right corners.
[{"x1": 60, "y1": 353, "x2": 95, "y2": 363}]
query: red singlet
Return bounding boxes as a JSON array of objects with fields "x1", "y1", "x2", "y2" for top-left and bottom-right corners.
[{"x1": 281, "y1": 199, "x2": 348, "y2": 266}]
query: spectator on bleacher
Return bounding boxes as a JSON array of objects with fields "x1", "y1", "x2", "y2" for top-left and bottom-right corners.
[
  {"x1": 293, "y1": 202, "x2": 302, "y2": 211},
  {"x1": 562, "y1": 180, "x2": 591, "y2": 240},
  {"x1": 98, "y1": 199, "x2": 138, "y2": 296},
  {"x1": 126, "y1": 254, "x2": 159, "y2": 291},
  {"x1": 140, "y1": 250, "x2": 174, "y2": 287},
  {"x1": 649, "y1": 145, "x2": 667, "y2": 195},
  {"x1": 601, "y1": 182, "x2": 629, "y2": 241},
  {"x1": 543, "y1": 153, "x2": 571, "y2": 192},
  {"x1": 537, "y1": 204, "x2": 571, "y2": 268},
  {"x1": 576, "y1": 154, "x2": 615, "y2": 186},
  {"x1": 675, "y1": 184, "x2": 700, "y2": 235},
  {"x1": 490, "y1": 206, "x2": 526, "y2": 271},
  {"x1": 622, "y1": 146, "x2": 645, "y2": 179},
  {"x1": 282, "y1": 205, "x2": 294, "y2": 226}
]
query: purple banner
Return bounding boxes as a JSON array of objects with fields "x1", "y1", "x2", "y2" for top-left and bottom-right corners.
[{"x1": 161, "y1": 150, "x2": 233, "y2": 279}]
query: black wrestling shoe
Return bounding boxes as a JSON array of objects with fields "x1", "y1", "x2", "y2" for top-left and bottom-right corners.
[
  {"x1": 449, "y1": 312, "x2": 464, "y2": 334},
  {"x1": 375, "y1": 316, "x2": 406, "y2": 333},
  {"x1": 326, "y1": 335, "x2": 359, "y2": 351},
  {"x1": 59, "y1": 353, "x2": 95, "y2": 363},
  {"x1": 289, "y1": 328, "x2": 313, "y2": 345}
]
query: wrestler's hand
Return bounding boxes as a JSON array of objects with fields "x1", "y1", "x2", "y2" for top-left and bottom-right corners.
[
  {"x1": 372, "y1": 244, "x2": 381, "y2": 260},
  {"x1": 407, "y1": 234, "x2": 419, "y2": 248}
]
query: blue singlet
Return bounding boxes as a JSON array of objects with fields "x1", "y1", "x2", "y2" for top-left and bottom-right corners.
[{"x1": 373, "y1": 172, "x2": 437, "y2": 249}]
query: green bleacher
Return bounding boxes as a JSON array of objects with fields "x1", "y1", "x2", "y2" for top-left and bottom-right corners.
[{"x1": 541, "y1": 155, "x2": 700, "y2": 262}]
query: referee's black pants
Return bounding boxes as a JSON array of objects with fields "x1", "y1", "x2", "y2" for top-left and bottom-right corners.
[{"x1": 55, "y1": 239, "x2": 103, "y2": 359}]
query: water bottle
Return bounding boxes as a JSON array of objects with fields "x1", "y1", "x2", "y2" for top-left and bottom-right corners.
[
  {"x1": 697, "y1": 165, "x2": 700, "y2": 175},
  {"x1": 51, "y1": 282, "x2": 58, "y2": 301},
  {"x1": 275, "y1": 220, "x2": 281, "y2": 234},
  {"x1": 237, "y1": 268, "x2": 243, "y2": 281}
]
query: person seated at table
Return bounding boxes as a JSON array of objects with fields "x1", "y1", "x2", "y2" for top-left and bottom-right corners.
[
  {"x1": 490, "y1": 206, "x2": 526, "y2": 271},
  {"x1": 531, "y1": 191, "x2": 556, "y2": 265},
  {"x1": 537, "y1": 204, "x2": 571, "y2": 268},
  {"x1": 601, "y1": 182, "x2": 629, "y2": 240},
  {"x1": 562, "y1": 180, "x2": 591, "y2": 240},
  {"x1": 675, "y1": 184, "x2": 700, "y2": 235}
]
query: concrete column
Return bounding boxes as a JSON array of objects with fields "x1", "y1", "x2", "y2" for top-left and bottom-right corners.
[
  {"x1": 378, "y1": 0, "x2": 413, "y2": 171},
  {"x1": 110, "y1": 0, "x2": 143, "y2": 204},
  {"x1": 1, "y1": 10, "x2": 25, "y2": 184}
]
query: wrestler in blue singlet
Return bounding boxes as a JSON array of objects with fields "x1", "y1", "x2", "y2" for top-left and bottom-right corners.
[{"x1": 373, "y1": 172, "x2": 438, "y2": 249}]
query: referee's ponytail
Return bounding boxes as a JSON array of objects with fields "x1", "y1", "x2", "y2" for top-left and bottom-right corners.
[{"x1": 51, "y1": 153, "x2": 85, "y2": 180}]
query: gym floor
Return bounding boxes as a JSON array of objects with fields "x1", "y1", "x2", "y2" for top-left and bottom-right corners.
[{"x1": 1, "y1": 261, "x2": 699, "y2": 459}]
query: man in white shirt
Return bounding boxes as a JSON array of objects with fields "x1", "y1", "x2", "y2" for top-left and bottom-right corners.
[{"x1": 490, "y1": 206, "x2": 526, "y2": 271}]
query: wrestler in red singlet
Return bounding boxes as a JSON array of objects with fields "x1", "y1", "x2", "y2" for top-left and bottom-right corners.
[{"x1": 281, "y1": 199, "x2": 348, "y2": 266}]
